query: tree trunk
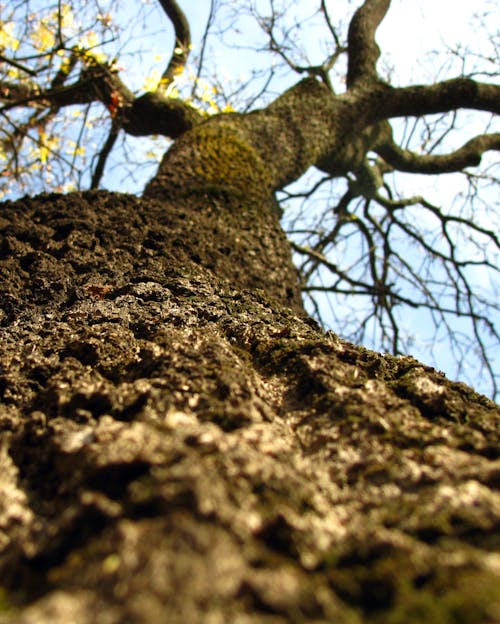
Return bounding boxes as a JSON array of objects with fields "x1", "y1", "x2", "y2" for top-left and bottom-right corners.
[{"x1": 0, "y1": 108, "x2": 499, "y2": 623}]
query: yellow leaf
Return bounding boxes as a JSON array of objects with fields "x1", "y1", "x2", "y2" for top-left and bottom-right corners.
[
  {"x1": 37, "y1": 132, "x2": 59, "y2": 164},
  {"x1": 31, "y1": 20, "x2": 55, "y2": 51},
  {"x1": 143, "y1": 69, "x2": 161, "y2": 92},
  {"x1": 0, "y1": 21, "x2": 19, "y2": 51},
  {"x1": 39, "y1": 146, "x2": 49, "y2": 164},
  {"x1": 96, "y1": 13, "x2": 113, "y2": 27},
  {"x1": 56, "y1": 5, "x2": 75, "y2": 31},
  {"x1": 66, "y1": 141, "x2": 85, "y2": 157},
  {"x1": 78, "y1": 31, "x2": 107, "y2": 63},
  {"x1": 164, "y1": 83, "x2": 180, "y2": 98}
]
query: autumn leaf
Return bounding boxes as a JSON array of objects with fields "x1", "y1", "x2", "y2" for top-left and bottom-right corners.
[{"x1": 0, "y1": 21, "x2": 19, "y2": 51}]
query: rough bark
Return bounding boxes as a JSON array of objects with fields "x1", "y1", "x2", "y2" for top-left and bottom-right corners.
[
  {"x1": 0, "y1": 124, "x2": 499, "y2": 623},
  {"x1": 0, "y1": 0, "x2": 499, "y2": 612}
]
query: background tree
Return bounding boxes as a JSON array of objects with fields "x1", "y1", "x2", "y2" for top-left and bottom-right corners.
[
  {"x1": 0, "y1": 0, "x2": 499, "y2": 397},
  {"x1": 0, "y1": 2, "x2": 499, "y2": 622}
]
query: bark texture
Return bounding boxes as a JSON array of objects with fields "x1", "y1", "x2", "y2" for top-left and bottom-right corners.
[
  {"x1": 1, "y1": 0, "x2": 500, "y2": 617},
  {"x1": 0, "y1": 180, "x2": 499, "y2": 623}
]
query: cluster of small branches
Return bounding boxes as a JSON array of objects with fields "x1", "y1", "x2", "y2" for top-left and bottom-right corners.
[{"x1": 283, "y1": 161, "x2": 499, "y2": 394}]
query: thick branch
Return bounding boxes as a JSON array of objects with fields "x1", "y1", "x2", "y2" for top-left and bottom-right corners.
[
  {"x1": 123, "y1": 91, "x2": 203, "y2": 138},
  {"x1": 315, "y1": 77, "x2": 499, "y2": 177},
  {"x1": 347, "y1": 0, "x2": 391, "y2": 86},
  {"x1": 379, "y1": 79, "x2": 500, "y2": 119},
  {"x1": 376, "y1": 132, "x2": 500, "y2": 174},
  {"x1": 0, "y1": 64, "x2": 203, "y2": 140},
  {"x1": 0, "y1": 80, "x2": 43, "y2": 105},
  {"x1": 0, "y1": 65, "x2": 135, "y2": 113},
  {"x1": 316, "y1": 122, "x2": 389, "y2": 176},
  {"x1": 157, "y1": 0, "x2": 191, "y2": 87}
]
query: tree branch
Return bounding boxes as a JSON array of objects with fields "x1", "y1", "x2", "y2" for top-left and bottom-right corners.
[
  {"x1": 190, "y1": 0, "x2": 216, "y2": 99},
  {"x1": 0, "y1": 61, "x2": 203, "y2": 140},
  {"x1": 0, "y1": 53, "x2": 37, "y2": 77},
  {"x1": 0, "y1": 80, "x2": 43, "y2": 107},
  {"x1": 346, "y1": 0, "x2": 391, "y2": 86},
  {"x1": 376, "y1": 132, "x2": 500, "y2": 174},
  {"x1": 123, "y1": 91, "x2": 203, "y2": 138},
  {"x1": 0, "y1": 64, "x2": 135, "y2": 114},
  {"x1": 379, "y1": 78, "x2": 500, "y2": 119},
  {"x1": 91, "y1": 122, "x2": 119, "y2": 189},
  {"x1": 320, "y1": 0, "x2": 343, "y2": 50},
  {"x1": 157, "y1": 0, "x2": 192, "y2": 87}
]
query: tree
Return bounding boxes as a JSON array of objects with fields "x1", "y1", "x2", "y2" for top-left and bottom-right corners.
[{"x1": 0, "y1": 1, "x2": 499, "y2": 622}]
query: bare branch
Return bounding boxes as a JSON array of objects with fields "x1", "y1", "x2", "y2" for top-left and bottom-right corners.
[
  {"x1": 157, "y1": 0, "x2": 192, "y2": 87},
  {"x1": 91, "y1": 122, "x2": 119, "y2": 189},
  {"x1": 379, "y1": 78, "x2": 500, "y2": 120},
  {"x1": 347, "y1": 0, "x2": 391, "y2": 86},
  {"x1": 377, "y1": 132, "x2": 500, "y2": 174},
  {"x1": 257, "y1": 5, "x2": 345, "y2": 88},
  {"x1": 320, "y1": 0, "x2": 343, "y2": 49},
  {"x1": 190, "y1": 0, "x2": 216, "y2": 99},
  {"x1": 0, "y1": 53, "x2": 37, "y2": 77}
]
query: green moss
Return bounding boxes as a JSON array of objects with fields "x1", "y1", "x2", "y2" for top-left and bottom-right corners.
[
  {"x1": 153, "y1": 121, "x2": 273, "y2": 203},
  {"x1": 380, "y1": 572, "x2": 500, "y2": 624},
  {"x1": 0, "y1": 586, "x2": 12, "y2": 612},
  {"x1": 194, "y1": 125, "x2": 271, "y2": 192},
  {"x1": 320, "y1": 541, "x2": 500, "y2": 624}
]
